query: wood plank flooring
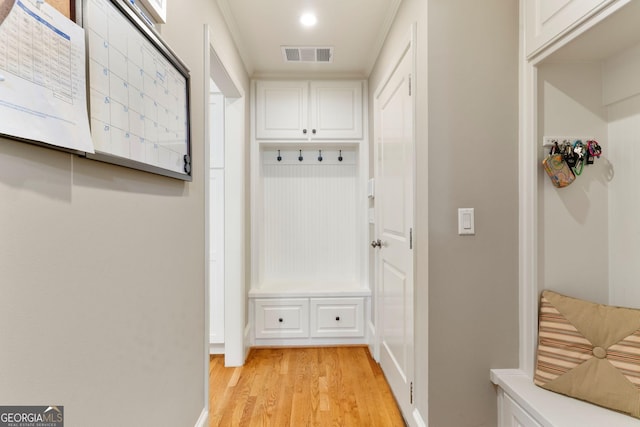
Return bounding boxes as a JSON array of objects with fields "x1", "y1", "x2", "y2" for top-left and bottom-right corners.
[{"x1": 209, "y1": 346, "x2": 405, "y2": 426}]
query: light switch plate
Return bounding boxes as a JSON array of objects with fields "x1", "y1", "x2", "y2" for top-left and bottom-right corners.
[{"x1": 458, "y1": 208, "x2": 475, "y2": 235}]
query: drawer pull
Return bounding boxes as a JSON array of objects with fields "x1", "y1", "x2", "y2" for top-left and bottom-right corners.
[
  {"x1": 278, "y1": 318, "x2": 283, "y2": 323},
  {"x1": 335, "y1": 316, "x2": 340, "y2": 321}
]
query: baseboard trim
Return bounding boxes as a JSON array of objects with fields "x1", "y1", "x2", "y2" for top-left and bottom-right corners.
[
  {"x1": 209, "y1": 343, "x2": 224, "y2": 355},
  {"x1": 367, "y1": 320, "x2": 378, "y2": 361},
  {"x1": 413, "y1": 407, "x2": 427, "y2": 427},
  {"x1": 194, "y1": 408, "x2": 208, "y2": 427},
  {"x1": 244, "y1": 323, "x2": 251, "y2": 360}
]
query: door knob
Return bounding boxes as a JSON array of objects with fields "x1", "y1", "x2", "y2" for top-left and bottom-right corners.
[{"x1": 371, "y1": 239, "x2": 382, "y2": 248}]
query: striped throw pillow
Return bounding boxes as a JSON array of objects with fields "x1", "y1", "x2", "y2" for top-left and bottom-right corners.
[{"x1": 535, "y1": 290, "x2": 640, "y2": 418}]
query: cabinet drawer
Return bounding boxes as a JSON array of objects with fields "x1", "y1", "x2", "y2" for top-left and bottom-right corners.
[
  {"x1": 310, "y1": 298, "x2": 363, "y2": 337},
  {"x1": 254, "y1": 298, "x2": 309, "y2": 338}
]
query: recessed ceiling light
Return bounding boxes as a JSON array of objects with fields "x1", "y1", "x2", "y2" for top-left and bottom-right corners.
[{"x1": 300, "y1": 12, "x2": 317, "y2": 27}]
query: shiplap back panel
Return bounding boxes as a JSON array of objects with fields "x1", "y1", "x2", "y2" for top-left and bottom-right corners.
[
  {"x1": 607, "y1": 94, "x2": 640, "y2": 308},
  {"x1": 261, "y1": 160, "x2": 358, "y2": 286}
]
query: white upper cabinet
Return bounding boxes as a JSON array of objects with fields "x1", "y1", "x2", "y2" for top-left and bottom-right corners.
[
  {"x1": 255, "y1": 81, "x2": 309, "y2": 140},
  {"x1": 309, "y1": 81, "x2": 363, "y2": 140},
  {"x1": 525, "y1": 0, "x2": 614, "y2": 58},
  {"x1": 255, "y1": 80, "x2": 362, "y2": 140}
]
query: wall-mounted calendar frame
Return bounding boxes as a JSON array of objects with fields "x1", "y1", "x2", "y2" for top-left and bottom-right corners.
[
  {"x1": 81, "y1": 0, "x2": 192, "y2": 181},
  {"x1": 137, "y1": 0, "x2": 165, "y2": 23}
]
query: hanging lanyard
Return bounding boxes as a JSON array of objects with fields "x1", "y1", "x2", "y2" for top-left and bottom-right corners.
[{"x1": 572, "y1": 140, "x2": 585, "y2": 176}]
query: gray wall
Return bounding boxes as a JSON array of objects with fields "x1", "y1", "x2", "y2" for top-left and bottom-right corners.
[
  {"x1": 0, "y1": 1, "x2": 248, "y2": 426},
  {"x1": 370, "y1": 0, "x2": 519, "y2": 425},
  {"x1": 428, "y1": 0, "x2": 519, "y2": 425}
]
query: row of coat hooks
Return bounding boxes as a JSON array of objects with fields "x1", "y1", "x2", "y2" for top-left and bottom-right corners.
[
  {"x1": 264, "y1": 148, "x2": 356, "y2": 165},
  {"x1": 541, "y1": 136, "x2": 603, "y2": 188},
  {"x1": 277, "y1": 149, "x2": 344, "y2": 162}
]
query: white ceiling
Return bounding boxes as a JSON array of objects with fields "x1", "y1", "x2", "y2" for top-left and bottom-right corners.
[{"x1": 217, "y1": 0, "x2": 402, "y2": 78}]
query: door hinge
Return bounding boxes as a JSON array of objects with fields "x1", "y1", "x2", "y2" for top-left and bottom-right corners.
[
  {"x1": 409, "y1": 228, "x2": 413, "y2": 249},
  {"x1": 410, "y1": 381, "x2": 413, "y2": 404},
  {"x1": 408, "y1": 75, "x2": 412, "y2": 96}
]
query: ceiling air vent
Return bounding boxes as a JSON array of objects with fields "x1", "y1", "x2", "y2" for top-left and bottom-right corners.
[{"x1": 281, "y1": 46, "x2": 333, "y2": 63}]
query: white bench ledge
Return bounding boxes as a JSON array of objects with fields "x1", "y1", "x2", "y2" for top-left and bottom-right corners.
[
  {"x1": 249, "y1": 283, "x2": 371, "y2": 298},
  {"x1": 491, "y1": 369, "x2": 640, "y2": 427}
]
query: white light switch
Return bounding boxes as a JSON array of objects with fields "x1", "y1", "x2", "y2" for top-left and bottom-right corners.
[{"x1": 458, "y1": 208, "x2": 475, "y2": 235}]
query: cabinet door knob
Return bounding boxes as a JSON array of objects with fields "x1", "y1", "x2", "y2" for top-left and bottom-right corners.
[
  {"x1": 335, "y1": 316, "x2": 340, "y2": 321},
  {"x1": 303, "y1": 129, "x2": 307, "y2": 134},
  {"x1": 278, "y1": 318, "x2": 283, "y2": 323},
  {"x1": 312, "y1": 129, "x2": 317, "y2": 134}
]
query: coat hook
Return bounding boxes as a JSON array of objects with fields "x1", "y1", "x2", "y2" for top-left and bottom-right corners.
[
  {"x1": 318, "y1": 149, "x2": 323, "y2": 162},
  {"x1": 277, "y1": 150, "x2": 282, "y2": 162},
  {"x1": 298, "y1": 150, "x2": 303, "y2": 162},
  {"x1": 338, "y1": 150, "x2": 343, "y2": 162}
]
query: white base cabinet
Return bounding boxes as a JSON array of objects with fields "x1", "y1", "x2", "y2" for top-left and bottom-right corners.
[
  {"x1": 492, "y1": 370, "x2": 640, "y2": 427},
  {"x1": 250, "y1": 294, "x2": 368, "y2": 346},
  {"x1": 497, "y1": 389, "x2": 542, "y2": 427}
]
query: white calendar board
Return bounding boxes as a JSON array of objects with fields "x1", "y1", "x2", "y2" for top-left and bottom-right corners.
[
  {"x1": 83, "y1": 0, "x2": 191, "y2": 180},
  {"x1": 0, "y1": 0, "x2": 93, "y2": 154}
]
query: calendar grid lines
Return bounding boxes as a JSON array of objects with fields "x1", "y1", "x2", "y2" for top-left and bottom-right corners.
[{"x1": 86, "y1": 0, "x2": 189, "y2": 174}]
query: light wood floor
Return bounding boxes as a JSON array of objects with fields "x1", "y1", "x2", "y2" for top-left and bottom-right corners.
[{"x1": 209, "y1": 346, "x2": 405, "y2": 426}]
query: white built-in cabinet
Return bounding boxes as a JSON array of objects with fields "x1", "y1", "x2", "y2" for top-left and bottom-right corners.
[
  {"x1": 253, "y1": 297, "x2": 364, "y2": 340},
  {"x1": 493, "y1": 1, "x2": 640, "y2": 425},
  {"x1": 492, "y1": 370, "x2": 639, "y2": 427},
  {"x1": 255, "y1": 80, "x2": 363, "y2": 140},
  {"x1": 250, "y1": 80, "x2": 370, "y2": 347},
  {"x1": 524, "y1": 0, "x2": 615, "y2": 58}
]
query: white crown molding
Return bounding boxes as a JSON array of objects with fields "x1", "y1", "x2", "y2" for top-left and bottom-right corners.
[
  {"x1": 366, "y1": 0, "x2": 403, "y2": 76},
  {"x1": 217, "y1": 0, "x2": 255, "y2": 75}
]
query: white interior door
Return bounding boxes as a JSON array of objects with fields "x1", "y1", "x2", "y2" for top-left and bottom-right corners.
[{"x1": 374, "y1": 43, "x2": 414, "y2": 421}]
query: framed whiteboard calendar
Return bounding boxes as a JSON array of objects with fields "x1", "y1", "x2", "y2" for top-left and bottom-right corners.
[{"x1": 82, "y1": 0, "x2": 191, "y2": 180}]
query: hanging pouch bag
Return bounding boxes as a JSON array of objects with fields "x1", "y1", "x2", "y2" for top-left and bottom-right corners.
[{"x1": 542, "y1": 141, "x2": 575, "y2": 188}]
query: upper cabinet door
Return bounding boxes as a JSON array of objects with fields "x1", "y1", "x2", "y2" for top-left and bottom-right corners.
[
  {"x1": 310, "y1": 81, "x2": 363, "y2": 140},
  {"x1": 525, "y1": 0, "x2": 613, "y2": 58},
  {"x1": 255, "y1": 81, "x2": 309, "y2": 139}
]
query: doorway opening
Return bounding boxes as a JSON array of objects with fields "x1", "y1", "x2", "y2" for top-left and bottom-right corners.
[{"x1": 203, "y1": 25, "x2": 247, "y2": 412}]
